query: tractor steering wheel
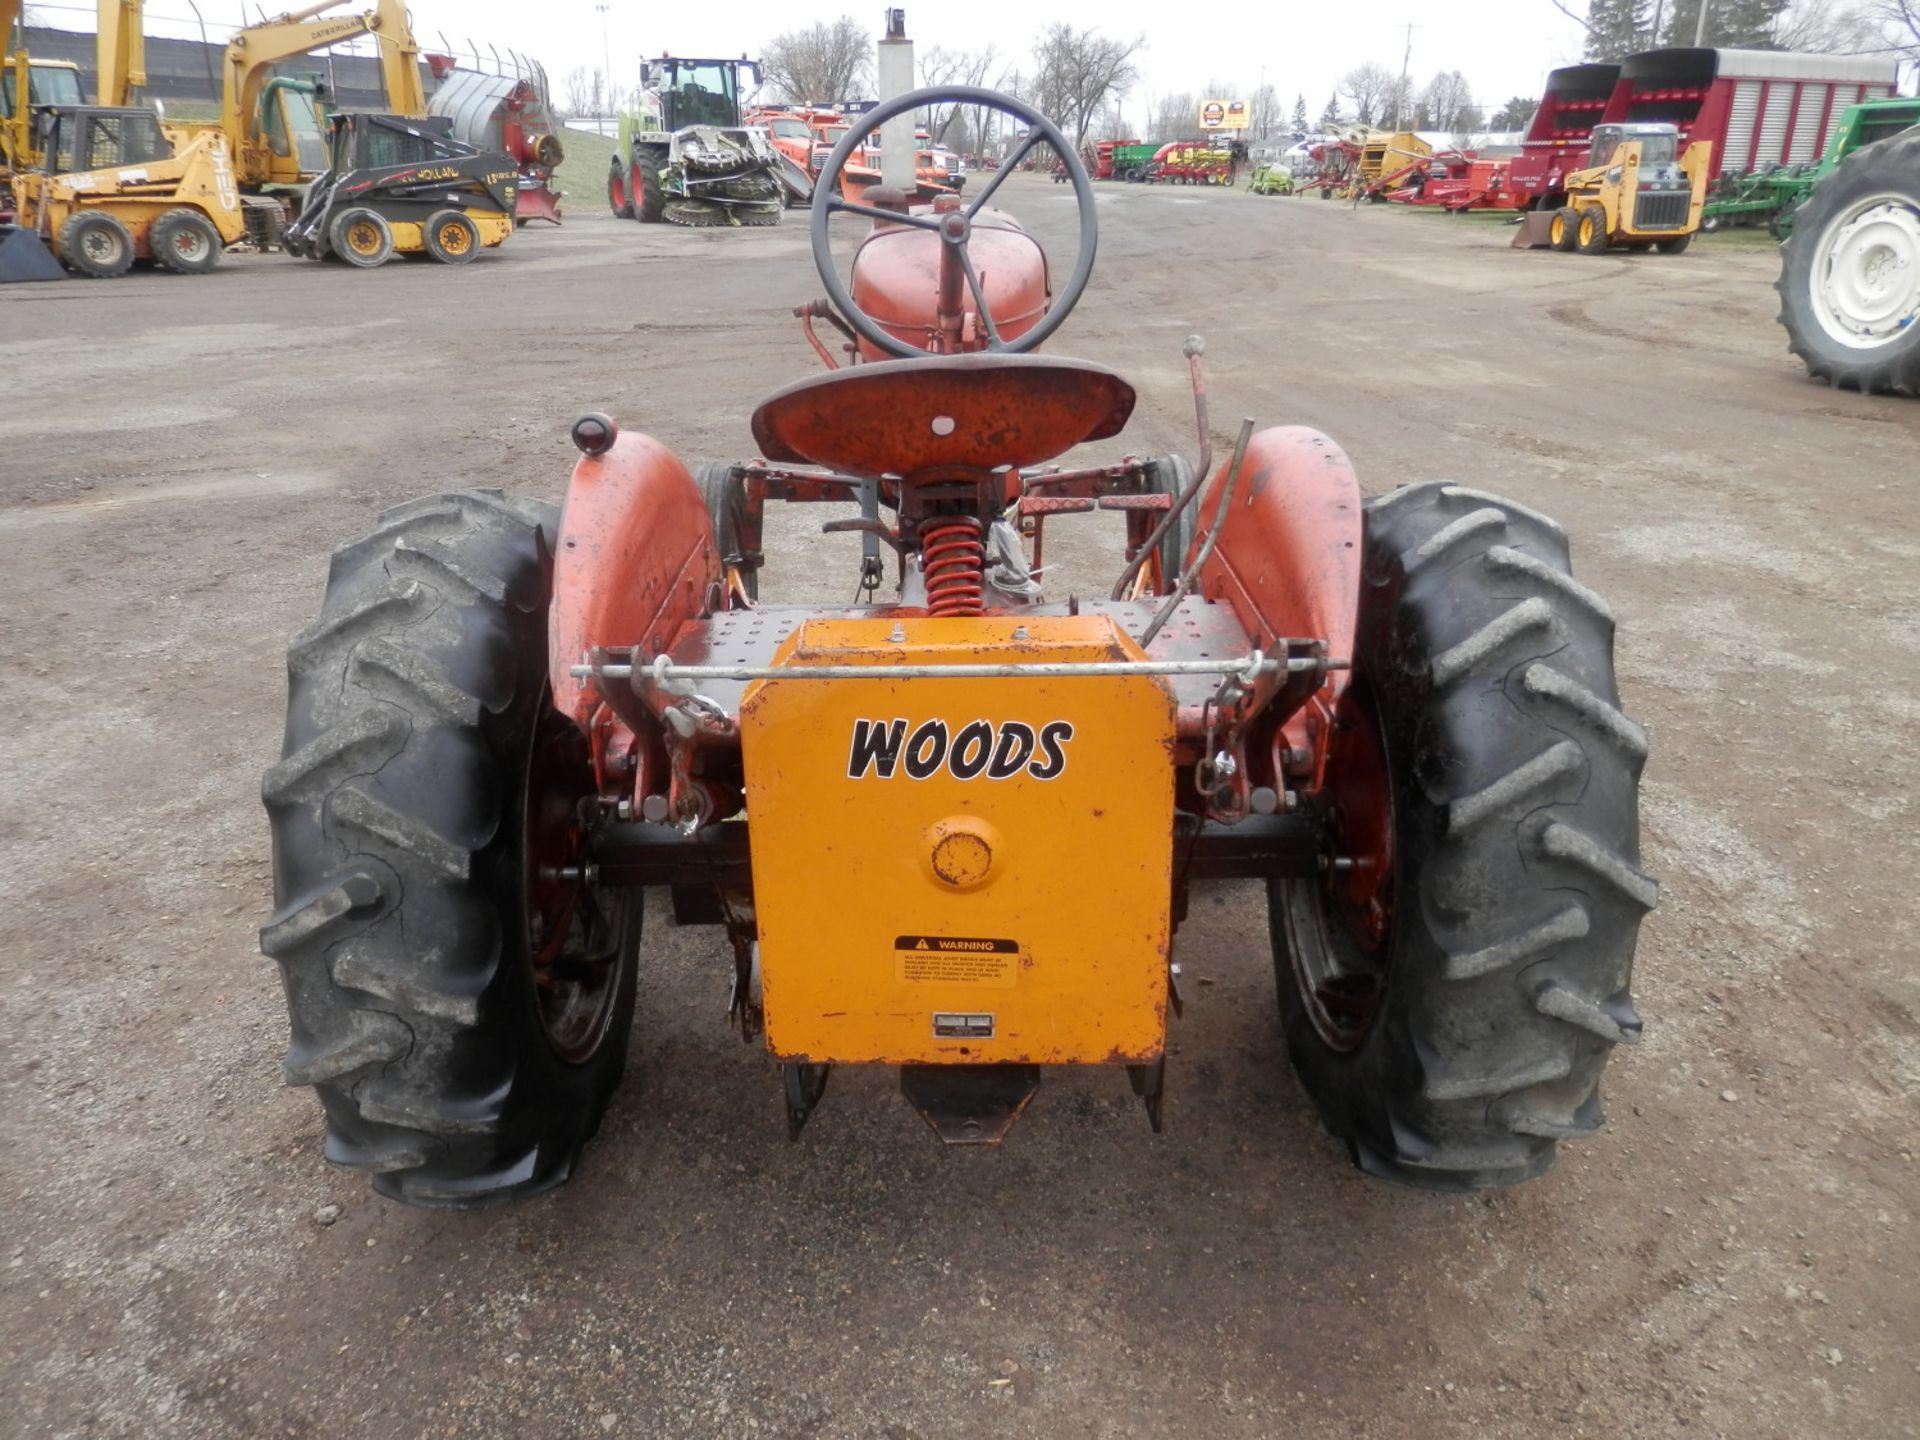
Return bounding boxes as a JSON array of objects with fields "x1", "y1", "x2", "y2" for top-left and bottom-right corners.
[{"x1": 810, "y1": 86, "x2": 1098, "y2": 358}]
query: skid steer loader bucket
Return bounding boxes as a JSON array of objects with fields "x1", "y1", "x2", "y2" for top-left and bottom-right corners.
[{"x1": 0, "y1": 225, "x2": 66, "y2": 282}]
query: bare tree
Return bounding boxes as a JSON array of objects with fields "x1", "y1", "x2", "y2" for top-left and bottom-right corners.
[
  {"x1": 1149, "y1": 91, "x2": 1196, "y2": 143},
  {"x1": 1775, "y1": 0, "x2": 1897, "y2": 49},
  {"x1": 1880, "y1": 0, "x2": 1920, "y2": 68},
  {"x1": 762, "y1": 17, "x2": 872, "y2": 105},
  {"x1": 560, "y1": 65, "x2": 591, "y2": 118},
  {"x1": 919, "y1": 46, "x2": 999, "y2": 143},
  {"x1": 1418, "y1": 71, "x2": 1476, "y2": 132},
  {"x1": 1340, "y1": 63, "x2": 1395, "y2": 127},
  {"x1": 1026, "y1": 24, "x2": 1145, "y2": 149},
  {"x1": 1248, "y1": 83, "x2": 1281, "y2": 140}
]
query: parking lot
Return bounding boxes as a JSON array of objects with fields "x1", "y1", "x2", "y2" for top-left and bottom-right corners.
[{"x1": 3, "y1": 175, "x2": 1917, "y2": 1438}]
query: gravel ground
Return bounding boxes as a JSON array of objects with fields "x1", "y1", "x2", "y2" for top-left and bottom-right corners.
[{"x1": 2, "y1": 176, "x2": 1916, "y2": 1440}]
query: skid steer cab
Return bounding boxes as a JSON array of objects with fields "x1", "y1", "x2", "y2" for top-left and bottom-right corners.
[
  {"x1": 1543, "y1": 122, "x2": 1711, "y2": 255},
  {"x1": 283, "y1": 112, "x2": 517, "y2": 268},
  {"x1": 5, "y1": 105, "x2": 245, "y2": 279},
  {"x1": 265, "y1": 87, "x2": 1657, "y2": 1207}
]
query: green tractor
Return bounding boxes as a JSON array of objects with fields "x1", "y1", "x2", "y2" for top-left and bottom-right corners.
[
  {"x1": 1705, "y1": 98, "x2": 1920, "y2": 238},
  {"x1": 606, "y1": 54, "x2": 804, "y2": 227}
]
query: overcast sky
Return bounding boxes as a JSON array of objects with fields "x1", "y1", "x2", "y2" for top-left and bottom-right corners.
[{"x1": 48, "y1": 1, "x2": 1594, "y2": 114}]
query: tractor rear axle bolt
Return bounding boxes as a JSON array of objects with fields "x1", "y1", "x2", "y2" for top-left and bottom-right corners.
[
  {"x1": 640, "y1": 794, "x2": 670, "y2": 823},
  {"x1": 1250, "y1": 786, "x2": 1280, "y2": 815}
]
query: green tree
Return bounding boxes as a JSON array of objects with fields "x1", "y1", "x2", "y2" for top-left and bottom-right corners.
[
  {"x1": 1319, "y1": 91, "x2": 1341, "y2": 128},
  {"x1": 1292, "y1": 93, "x2": 1309, "y2": 134},
  {"x1": 1583, "y1": 0, "x2": 1652, "y2": 59},
  {"x1": 1490, "y1": 95, "x2": 1539, "y2": 130}
]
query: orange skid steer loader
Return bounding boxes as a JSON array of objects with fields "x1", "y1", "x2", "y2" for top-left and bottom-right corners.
[{"x1": 263, "y1": 87, "x2": 1657, "y2": 1205}]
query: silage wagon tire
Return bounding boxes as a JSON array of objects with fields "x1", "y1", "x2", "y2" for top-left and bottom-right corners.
[
  {"x1": 423, "y1": 209, "x2": 481, "y2": 265},
  {"x1": 1576, "y1": 204, "x2": 1611, "y2": 255},
  {"x1": 1144, "y1": 453, "x2": 1198, "y2": 587},
  {"x1": 1270, "y1": 481, "x2": 1653, "y2": 1190},
  {"x1": 150, "y1": 207, "x2": 222, "y2": 275},
  {"x1": 1549, "y1": 206, "x2": 1580, "y2": 252},
  {"x1": 58, "y1": 211, "x2": 135, "y2": 277},
  {"x1": 636, "y1": 156, "x2": 667, "y2": 223},
  {"x1": 261, "y1": 490, "x2": 640, "y2": 1207},
  {"x1": 1654, "y1": 232, "x2": 1693, "y2": 255},
  {"x1": 329, "y1": 207, "x2": 394, "y2": 268},
  {"x1": 608, "y1": 157, "x2": 633, "y2": 218}
]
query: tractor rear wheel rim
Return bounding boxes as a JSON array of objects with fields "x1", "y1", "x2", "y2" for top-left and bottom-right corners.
[
  {"x1": 349, "y1": 221, "x2": 381, "y2": 256},
  {"x1": 173, "y1": 228, "x2": 209, "y2": 262},
  {"x1": 440, "y1": 221, "x2": 471, "y2": 254},
  {"x1": 1810, "y1": 194, "x2": 1920, "y2": 349},
  {"x1": 1282, "y1": 680, "x2": 1395, "y2": 1052},
  {"x1": 523, "y1": 704, "x2": 625, "y2": 1064}
]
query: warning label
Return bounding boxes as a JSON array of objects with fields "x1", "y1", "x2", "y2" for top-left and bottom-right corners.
[{"x1": 895, "y1": 935, "x2": 1020, "y2": 989}]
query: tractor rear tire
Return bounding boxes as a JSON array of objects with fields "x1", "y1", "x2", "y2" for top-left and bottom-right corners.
[
  {"x1": 150, "y1": 207, "x2": 222, "y2": 274},
  {"x1": 261, "y1": 490, "x2": 640, "y2": 1206},
  {"x1": 608, "y1": 157, "x2": 633, "y2": 218},
  {"x1": 1144, "y1": 453, "x2": 1198, "y2": 587},
  {"x1": 1654, "y1": 233, "x2": 1693, "y2": 255},
  {"x1": 1270, "y1": 481, "x2": 1653, "y2": 1190},
  {"x1": 1549, "y1": 205, "x2": 1580, "y2": 252},
  {"x1": 1777, "y1": 127, "x2": 1920, "y2": 396},
  {"x1": 1576, "y1": 204, "x2": 1610, "y2": 254},
  {"x1": 330, "y1": 207, "x2": 394, "y2": 268},
  {"x1": 58, "y1": 211, "x2": 135, "y2": 277},
  {"x1": 694, "y1": 461, "x2": 761, "y2": 601},
  {"x1": 424, "y1": 209, "x2": 481, "y2": 265},
  {"x1": 636, "y1": 155, "x2": 667, "y2": 223}
]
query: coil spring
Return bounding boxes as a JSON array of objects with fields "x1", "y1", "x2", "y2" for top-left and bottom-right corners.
[{"x1": 923, "y1": 517, "x2": 985, "y2": 617}]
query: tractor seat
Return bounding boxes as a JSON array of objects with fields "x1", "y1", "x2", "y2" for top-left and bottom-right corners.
[{"x1": 750, "y1": 354, "x2": 1136, "y2": 478}]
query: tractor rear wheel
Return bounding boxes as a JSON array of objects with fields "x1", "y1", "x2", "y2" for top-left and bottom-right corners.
[
  {"x1": 150, "y1": 207, "x2": 222, "y2": 274},
  {"x1": 1777, "y1": 127, "x2": 1920, "y2": 396},
  {"x1": 261, "y1": 490, "x2": 640, "y2": 1206},
  {"x1": 330, "y1": 207, "x2": 394, "y2": 268},
  {"x1": 1576, "y1": 204, "x2": 1610, "y2": 254},
  {"x1": 424, "y1": 209, "x2": 481, "y2": 265},
  {"x1": 1549, "y1": 205, "x2": 1580, "y2": 252},
  {"x1": 636, "y1": 154, "x2": 667, "y2": 223},
  {"x1": 1144, "y1": 453, "x2": 1198, "y2": 588},
  {"x1": 695, "y1": 461, "x2": 761, "y2": 601},
  {"x1": 1270, "y1": 481, "x2": 1653, "y2": 1189},
  {"x1": 608, "y1": 157, "x2": 633, "y2": 218},
  {"x1": 58, "y1": 211, "x2": 135, "y2": 277}
]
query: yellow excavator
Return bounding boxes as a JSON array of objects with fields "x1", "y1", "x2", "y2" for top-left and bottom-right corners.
[
  {"x1": 86, "y1": 0, "x2": 427, "y2": 191},
  {"x1": 85, "y1": 0, "x2": 429, "y2": 243},
  {"x1": 3, "y1": 0, "x2": 85, "y2": 179}
]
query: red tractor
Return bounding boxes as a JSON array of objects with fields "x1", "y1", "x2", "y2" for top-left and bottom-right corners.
[{"x1": 263, "y1": 87, "x2": 1655, "y2": 1205}]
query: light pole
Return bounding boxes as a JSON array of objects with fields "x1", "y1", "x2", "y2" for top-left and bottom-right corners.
[{"x1": 595, "y1": 2, "x2": 613, "y2": 121}]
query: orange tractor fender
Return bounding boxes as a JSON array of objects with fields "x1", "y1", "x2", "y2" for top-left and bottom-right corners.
[{"x1": 548, "y1": 427, "x2": 719, "y2": 731}]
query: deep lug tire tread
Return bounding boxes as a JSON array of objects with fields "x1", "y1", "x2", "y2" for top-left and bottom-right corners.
[
  {"x1": 262, "y1": 489, "x2": 638, "y2": 1207},
  {"x1": 1273, "y1": 480, "x2": 1653, "y2": 1190},
  {"x1": 1775, "y1": 126, "x2": 1920, "y2": 396}
]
